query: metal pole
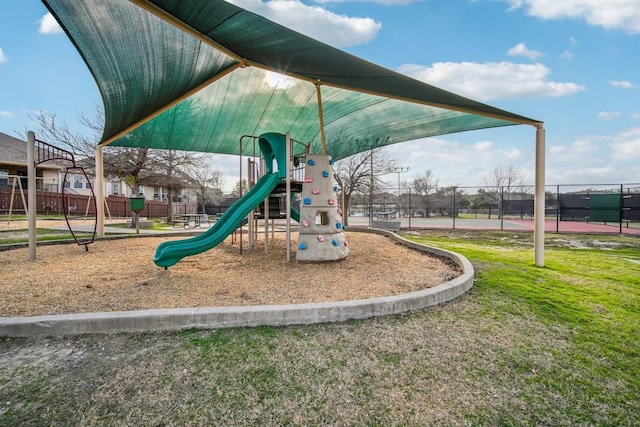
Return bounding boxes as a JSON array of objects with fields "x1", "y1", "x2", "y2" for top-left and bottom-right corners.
[
  {"x1": 95, "y1": 146, "x2": 105, "y2": 236},
  {"x1": 286, "y1": 132, "x2": 291, "y2": 262},
  {"x1": 556, "y1": 185, "x2": 560, "y2": 233},
  {"x1": 408, "y1": 188, "x2": 412, "y2": 229},
  {"x1": 27, "y1": 131, "x2": 36, "y2": 261},
  {"x1": 452, "y1": 187, "x2": 456, "y2": 230},
  {"x1": 369, "y1": 149, "x2": 373, "y2": 227},
  {"x1": 500, "y1": 186, "x2": 504, "y2": 231},
  {"x1": 248, "y1": 158, "x2": 254, "y2": 250},
  {"x1": 316, "y1": 83, "x2": 327, "y2": 154},
  {"x1": 239, "y1": 138, "x2": 243, "y2": 254},
  {"x1": 619, "y1": 184, "x2": 624, "y2": 234},
  {"x1": 534, "y1": 125, "x2": 546, "y2": 267}
]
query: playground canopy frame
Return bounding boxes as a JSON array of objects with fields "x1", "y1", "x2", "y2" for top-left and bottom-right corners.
[{"x1": 41, "y1": 0, "x2": 546, "y2": 265}]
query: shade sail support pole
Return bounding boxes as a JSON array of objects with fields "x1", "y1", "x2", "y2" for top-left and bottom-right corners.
[
  {"x1": 316, "y1": 83, "x2": 327, "y2": 154},
  {"x1": 27, "y1": 131, "x2": 36, "y2": 261},
  {"x1": 534, "y1": 124, "x2": 546, "y2": 267},
  {"x1": 95, "y1": 146, "x2": 105, "y2": 236},
  {"x1": 285, "y1": 132, "x2": 292, "y2": 262}
]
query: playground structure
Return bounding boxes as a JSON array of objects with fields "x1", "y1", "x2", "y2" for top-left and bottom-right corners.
[
  {"x1": 22, "y1": 131, "x2": 97, "y2": 259},
  {"x1": 153, "y1": 132, "x2": 350, "y2": 268}
]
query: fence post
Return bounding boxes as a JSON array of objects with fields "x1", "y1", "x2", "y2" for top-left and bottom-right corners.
[
  {"x1": 556, "y1": 185, "x2": 560, "y2": 233},
  {"x1": 500, "y1": 186, "x2": 504, "y2": 231},
  {"x1": 619, "y1": 184, "x2": 624, "y2": 234},
  {"x1": 408, "y1": 188, "x2": 412, "y2": 229},
  {"x1": 452, "y1": 187, "x2": 456, "y2": 230}
]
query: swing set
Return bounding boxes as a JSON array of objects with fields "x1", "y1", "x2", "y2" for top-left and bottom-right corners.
[{"x1": 17, "y1": 135, "x2": 99, "y2": 256}]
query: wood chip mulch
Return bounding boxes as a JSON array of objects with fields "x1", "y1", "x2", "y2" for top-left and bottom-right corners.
[{"x1": 0, "y1": 231, "x2": 461, "y2": 317}]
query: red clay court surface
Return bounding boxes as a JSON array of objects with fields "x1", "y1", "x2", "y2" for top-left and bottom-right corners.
[{"x1": 347, "y1": 216, "x2": 640, "y2": 236}]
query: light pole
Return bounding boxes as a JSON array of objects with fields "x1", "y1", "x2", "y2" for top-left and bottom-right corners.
[{"x1": 392, "y1": 166, "x2": 409, "y2": 216}]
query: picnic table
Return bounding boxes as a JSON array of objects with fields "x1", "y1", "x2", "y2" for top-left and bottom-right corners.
[
  {"x1": 375, "y1": 210, "x2": 397, "y2": 219},
  {"x1": 172, "y1": 214, "x2": 212, "y2": 228}
]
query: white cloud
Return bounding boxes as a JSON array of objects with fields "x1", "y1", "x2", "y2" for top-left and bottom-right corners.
[
  {"x1": 632, "y1": 113, "x2": 640, "y2": 120},
  {"x1": 227, "y1": 0, "x2": 381, "y2": 47},
  {"x1": 389, "y1": 137, "x2": 534, "y2": 186},
  {"x1": 315, "y1": 0, "x2": 415, "y2": 4},
  {"x1": 507, "y1": 42, "x2": 543, "y2": 60},
  {"x1": 598, "y1": 111, "x2": 621, "y2": 120},
  {"x1": 0, "y1": 110, "x2": 14, "y2": 118},
  {"x1": 547, "y1": 165, "x2": 619, "y2": 185},
  {"x1": 610, "y1": 127, "x2": 640, "y2": 159},
  {"x1": 560, "y1": 50, "x2": 574, "y2": 60},
  {"x1": 549, "y1": 139, "x2": 598, "y2": 161},
  {"x1": 39, "y1": 12, "x2": 63, "y2": 34},
  {"x1": 504, "y1": 0, "x2": 640, "y2": 34},
  {"x1": 0, "y1": 48, "x2": 7, "y2": 63},
  {"x1": 473, "y1": 141, "x2": 493, "y2": 151},
  {"x1": 609, "y1": 80, "x2": 636, "y2": 88},
  {"x1": 398, "y1": 61, "x2": 585, "y2": 101}
]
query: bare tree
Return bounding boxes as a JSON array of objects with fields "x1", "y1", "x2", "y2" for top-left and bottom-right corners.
[
  {"x1": 484, "y1": 165, "x2": 526, "y2": 192},
  {"x1": 188, "y1": 157, "x2": 225, "y2": 213},
  {"x1": 28, "y1": 108, "x2": 101, "y2": 159},
  {"x1": 30, "y1": 109, "x2": 207, "y2": 211},
  {"x1": 30, "y1": 109, "x2": 154, "y2": 194},
  {"x1": 412, "y1": 170, "x2": 439, "y2": 217},
  {"x1": 483, "y1": 165, "x2": 527, "y2": 218},
  {"x1": 335, "y1": 148, "x2": 396, "y2": 225},
  {"x1": 230, "y1": 179, "x2": 249, "y2": 197},
  {"x1": 142, "y1": 150, "x2": 202, "y2": 221}
]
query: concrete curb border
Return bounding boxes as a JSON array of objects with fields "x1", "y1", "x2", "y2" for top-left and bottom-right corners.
[{"x1": 0, "y1": 229, "x2": 474, "y2": 337}]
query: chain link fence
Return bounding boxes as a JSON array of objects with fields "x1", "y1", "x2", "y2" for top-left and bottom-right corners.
[{"x1": 346, "y1": 183, "x2": 640, "y2": 235}]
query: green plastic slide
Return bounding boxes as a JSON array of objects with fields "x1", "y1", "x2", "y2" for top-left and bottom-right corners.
[{"x1": 154, "y1": 173, "x2": 282, "y2": 268}]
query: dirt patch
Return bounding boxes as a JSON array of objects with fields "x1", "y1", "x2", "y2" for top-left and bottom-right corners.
[{"x1": 0, "y1": 231, "x2": 460, "y2": 317}]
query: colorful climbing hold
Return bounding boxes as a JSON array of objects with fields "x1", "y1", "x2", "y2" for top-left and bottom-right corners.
[
  {"x1": 329, "y1": 158, "x2": 334, "y2": 165},
  {"x1": 301, "y1": 220, "x2": 309, "y2": 227},
  {"x1": 332, "y1": 239, "x2": 339, "y2": 246},
  {"x1": 336, "y1": 222, "x2": 342, "y2": 230},
  {"x1": 322, "y1": 170, "x2": 329, "y2": 177},
  {"x1": 333, "y1": 185, "x2": 339, "y2": 192},
  {"x1": 303, "y1": 198, "x2": 312, "y2": 205},
  {"x1": 298, "y1": 243, "x2": 307, "y2": 250},
  {"x1": 307, "y1": 159, "x2": 315, "y2": 165},
  {"x1": 317, "y1": 235, "x2": 325, "y2": 242},
  {"x1": 328, "y1": 199, "x2": 336, "y2": 205},
  {"x1": 312, "y1": 188, "x2": 320, "y2": 194},
  {"x1": 337, "y1": 208, "x2": 343, "y2": 215}
]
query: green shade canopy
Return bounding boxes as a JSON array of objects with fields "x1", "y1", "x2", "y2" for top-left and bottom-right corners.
[{"x1": 43, "y1": 0, "x2": 541, "y2": 160}]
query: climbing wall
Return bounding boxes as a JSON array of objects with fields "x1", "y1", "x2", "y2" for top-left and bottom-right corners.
[{"x1": 296, "y1": 154, "x2": 350, "y2": 262}]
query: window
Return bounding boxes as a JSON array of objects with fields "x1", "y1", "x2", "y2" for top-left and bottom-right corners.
[
  {"x1": 85, "y1": 182, "x2": 92, "y2": 189},
  {"x1": 138, "y1": 185, "x2": 145, "y2": 196},
  {"x1": 74, "y1": 181, "x2": 83, "y2": 189},
  {"x1": 64, "y1": 181, "x2": 71, "y2": 189},
  {"x1": 0, "y1": 170, "x2": 8, "y2": 187},
  {"x1": 315, "y1": 211, "x2": 329, "y2": 226},
  {"x1": 112, "y1": 183, "x2": 120, "y2": 195}
]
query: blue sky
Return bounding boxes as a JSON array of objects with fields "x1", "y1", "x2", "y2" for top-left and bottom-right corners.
[{"x1": 1, "y1": 0, "x2": 639, "y2": 190}]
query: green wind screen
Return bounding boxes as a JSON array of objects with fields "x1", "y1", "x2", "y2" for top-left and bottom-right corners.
[{"x1": 42, "y1": 0, "x2": 541, "y2": 160}]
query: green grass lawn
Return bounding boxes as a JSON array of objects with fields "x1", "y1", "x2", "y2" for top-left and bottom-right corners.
[{"x1": 1, "y1": 231, "x2": 638, "y2": 426}]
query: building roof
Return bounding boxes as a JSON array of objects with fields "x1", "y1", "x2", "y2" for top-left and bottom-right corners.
[
  {"x1": 0, "y1": 132, "x2": 63, "y2": 170},
  {"x1": 0, "y1": 132, "x2": 30, "y2": 167}
]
